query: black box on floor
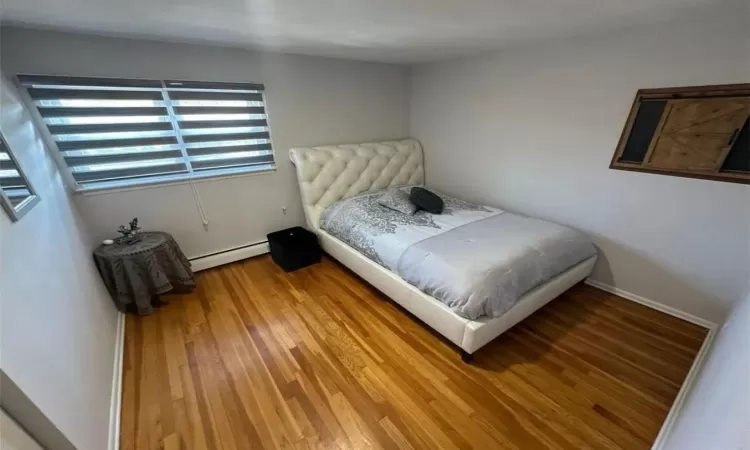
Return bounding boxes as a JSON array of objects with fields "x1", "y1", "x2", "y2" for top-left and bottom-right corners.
[{"x1": 267, "y1": 227, "x2": 322, "y2": 272}]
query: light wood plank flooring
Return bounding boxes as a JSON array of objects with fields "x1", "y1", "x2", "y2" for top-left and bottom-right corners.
[{"x1": 120, "y1": 255, "x2": 708, "y2": 450}]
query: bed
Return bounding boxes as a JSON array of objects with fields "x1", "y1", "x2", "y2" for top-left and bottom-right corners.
[{"x1": 289, "y1": 139, "x2": 597, "y2": 361}]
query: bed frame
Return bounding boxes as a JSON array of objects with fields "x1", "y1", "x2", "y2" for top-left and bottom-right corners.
[{"x1": 289, "y1": 139, "x2": 597, "y2": 360}]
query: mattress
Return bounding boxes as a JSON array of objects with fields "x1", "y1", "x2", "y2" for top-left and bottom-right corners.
[{"x1": 320, "y1": 186, "x2": 597, "y2": 319}]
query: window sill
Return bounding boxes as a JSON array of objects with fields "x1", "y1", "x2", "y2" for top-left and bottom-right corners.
[{"x1": 76, "y1": 164, "x2": 277, "y2": 196}]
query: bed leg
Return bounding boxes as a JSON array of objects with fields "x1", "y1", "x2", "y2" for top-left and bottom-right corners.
[{"x1": 460, "y1": 350, "x2": 474, "y2": 363}]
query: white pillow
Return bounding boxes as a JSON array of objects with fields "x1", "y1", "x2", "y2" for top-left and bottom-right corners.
[{"x1": 377, "y1": 189, "x2": 417, "y2": 215}]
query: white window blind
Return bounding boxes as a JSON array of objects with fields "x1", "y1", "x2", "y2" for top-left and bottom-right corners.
[
  {"x1": 0, "y1": 136, "x2": 31, "y2": 206},
  {"x1": 18, "y1": 75, "x2": 275, "y2": 190}
]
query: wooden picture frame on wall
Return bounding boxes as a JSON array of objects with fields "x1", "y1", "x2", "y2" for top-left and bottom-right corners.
[{"x1": 610, "y1": 83, "x2": 750, "y2": 185}]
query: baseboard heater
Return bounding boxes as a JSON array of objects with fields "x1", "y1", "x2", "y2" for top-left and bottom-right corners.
[{"x1": 189, "y1": 240, "x2": 270, "y2": 272}]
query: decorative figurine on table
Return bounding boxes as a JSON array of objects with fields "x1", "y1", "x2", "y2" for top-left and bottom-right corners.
[{"x1": 115, "y1": 217, "x2": 142, "y2": 245}]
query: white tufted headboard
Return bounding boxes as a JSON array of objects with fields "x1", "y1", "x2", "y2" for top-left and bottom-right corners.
[{"x1": 289, "y1": 139, "x2": 425, "y2": 229}]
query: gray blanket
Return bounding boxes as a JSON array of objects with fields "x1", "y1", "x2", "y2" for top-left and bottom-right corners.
[{"x1": 320, "y1": 187, "x2": 596, "y2": 320}]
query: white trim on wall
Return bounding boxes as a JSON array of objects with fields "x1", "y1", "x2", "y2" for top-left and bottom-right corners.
[
  {"x1": 102, "y1": 261, "x2": 720, "y2": 450},
  {"x1": 583, "y1": 278, "x2": 719, "y2": 450},
  {"x1": 103, "y1": 245, "x2": 272, "y2": 448},
  {"x1": 108, "y1": 312, "x2": 126, "y2": 450},
  {"x1": 584, "y1": 279, "x2": 718, "y2": 329},
  {"x1": 190, "y1": 241, "x2": 270, "y2": 272},
  {"x1": 649, "y1": 327, "x2": 717, "y2": 450}
]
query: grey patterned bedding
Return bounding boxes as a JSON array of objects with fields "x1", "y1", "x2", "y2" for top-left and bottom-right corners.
[{"x1": 320, "y1": 187, "x2": 597, "y2": 320}]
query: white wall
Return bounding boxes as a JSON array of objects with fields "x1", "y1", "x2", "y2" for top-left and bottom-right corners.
[
  {"x1": 0, "y1": 75, "x2": 119, "y2": 449},
  {"x1": 663, "y1": 288, "x2": 749, "y2": 450},
  {"x1": 410, "y1": 12, "x2": 750, "y2": 323},
  {"x1": 0, "y1": 27, "x2": 410, "y2": 259}
]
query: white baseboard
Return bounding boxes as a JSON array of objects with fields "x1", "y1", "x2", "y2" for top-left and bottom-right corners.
[
  {"x1": 583, "y1": 278, "x2": 719, "y2": 450},
  {"x1": 108, "y1": 312, "x2": 126, "y2": 450},
  {"x1": 102, "y1": 242, "x2": 270, "y2": 447},
  {"x1": 190, "y1": 241, "x2": 270, "y2": 272},
  {"x1": 101, "y1": 261, "x2": 716, "y2": 450},
  {"x1": 99, "y1": 258, "x2": 720, "y2": 450},
  {"x1": 649, "y1": 326, "x2": 716, "y2": 450},
  {"x1": 584, "y1": 279, "x2": 717, "y2": 329}
]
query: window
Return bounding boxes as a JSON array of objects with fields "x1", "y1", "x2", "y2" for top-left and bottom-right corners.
[
  {"x1": 0, "y1": 131, "x2": 40, "y2": 221},
  {"x1": 610, "y1": 83, "x2": 749, "y2": 185},
  {"x1": 18, "y1": 75, "x2": 275, "y2": 191}
]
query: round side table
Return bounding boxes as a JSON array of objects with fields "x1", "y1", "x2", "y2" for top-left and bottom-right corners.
[{"x1": 93, "y1": 231, "x2": 195, "y2": 315}]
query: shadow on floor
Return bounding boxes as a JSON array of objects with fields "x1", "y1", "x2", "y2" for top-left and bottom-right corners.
[{"x1": 323, "y1": 255, "x2": 594, "y2": 373}]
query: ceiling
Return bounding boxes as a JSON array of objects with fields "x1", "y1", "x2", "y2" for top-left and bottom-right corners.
[{"x1": 0, "y1": 0, "x2": 739, "y2": 63}]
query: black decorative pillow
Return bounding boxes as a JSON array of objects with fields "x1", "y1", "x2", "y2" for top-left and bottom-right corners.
[
  {"x1": 378, "y1": 189, "x2": 417, "y2": 215},
  {"x1": 410, "y1": 187, "x2": 444, "y2": 214}
]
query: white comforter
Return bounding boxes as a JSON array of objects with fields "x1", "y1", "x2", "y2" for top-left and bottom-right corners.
[{"x1": 320, "y1": 187, "x2": 596, "y2": 319}]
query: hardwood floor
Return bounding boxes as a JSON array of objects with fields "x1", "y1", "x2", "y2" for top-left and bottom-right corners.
[{"x1": 120, "y1": 255, "x2": 708, "y2": 450}]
